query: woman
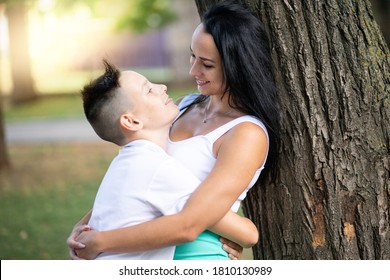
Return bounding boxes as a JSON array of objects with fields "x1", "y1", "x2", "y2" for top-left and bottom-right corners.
[{"x1": 67, "y1": 1, "x2": 280, "y2": 260}]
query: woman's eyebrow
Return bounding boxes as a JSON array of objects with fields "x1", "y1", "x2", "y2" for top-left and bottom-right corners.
[{"x1": 190, "y1": 46, "x2": 216, "y2": 63}]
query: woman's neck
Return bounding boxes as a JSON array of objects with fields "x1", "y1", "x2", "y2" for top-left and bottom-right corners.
[{"x1": 206, "y1": 94, "x2": 231, "y2": 112}]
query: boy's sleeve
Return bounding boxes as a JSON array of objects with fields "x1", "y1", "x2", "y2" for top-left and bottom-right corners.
[{"x1": 146, "y1": 158, "x2": 200, "y2": 215}]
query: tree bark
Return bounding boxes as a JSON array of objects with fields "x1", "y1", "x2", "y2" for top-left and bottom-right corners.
[
  {"x1": 194, "y1": 0, "x2": 390, "y2": 259},
  {"x1": 370, "y1": 0, "x2": 390, "y2": 45},
  {"x1": 6, "y1": 2, "x2": 37, "y2": 104}
]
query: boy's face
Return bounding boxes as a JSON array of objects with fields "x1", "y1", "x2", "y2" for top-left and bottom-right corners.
[{"x1": 119, "y1": 71, "x2": 179, "y2": 129}]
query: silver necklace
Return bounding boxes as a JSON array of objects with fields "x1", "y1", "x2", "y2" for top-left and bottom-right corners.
[{"x1": 203, "y1": 98, "x2": 234, "y2": 123}]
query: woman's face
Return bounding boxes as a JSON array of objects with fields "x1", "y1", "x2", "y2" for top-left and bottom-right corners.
[{"x1": 189, "y1": 24, "x2": 225, "y2": 96}]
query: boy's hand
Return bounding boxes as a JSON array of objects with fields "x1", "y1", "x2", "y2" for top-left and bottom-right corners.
[
  {"x1": 74, "y1": 229, "x2": 101, "y2": 260},
  {"x1": 220, "y1": 237, "x2": 243, "y2": 260},
  {"x1": 67, "y1": 224, "x2": 90, "y2": 260}
]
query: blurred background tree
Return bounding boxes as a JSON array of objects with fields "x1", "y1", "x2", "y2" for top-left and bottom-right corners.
[{"x1": 4, "y1": 0, "x2": 36, "y2": 104}]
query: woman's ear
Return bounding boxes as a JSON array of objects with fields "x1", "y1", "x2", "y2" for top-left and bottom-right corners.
[{"x1": 120, "y1": 113, "x2": 143, "y2": 131}]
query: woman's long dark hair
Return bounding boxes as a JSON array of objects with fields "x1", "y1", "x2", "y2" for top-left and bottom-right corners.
[{"x1": 198, "y1": 1, "x2": 280, "y2": 184}]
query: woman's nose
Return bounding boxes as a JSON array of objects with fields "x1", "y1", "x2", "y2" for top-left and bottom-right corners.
[{"x1": 189, "y1": 62, "x2": 198, "y2": 77}]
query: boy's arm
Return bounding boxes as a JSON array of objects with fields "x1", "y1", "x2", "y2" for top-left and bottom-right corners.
[{"x1": 208, "y1": 210, "x2": 258, "y2": 248}]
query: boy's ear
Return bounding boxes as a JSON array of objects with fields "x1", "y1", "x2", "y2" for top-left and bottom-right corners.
[{"x1": 120, "y1": 113, "x2": 143, "y2": 131}]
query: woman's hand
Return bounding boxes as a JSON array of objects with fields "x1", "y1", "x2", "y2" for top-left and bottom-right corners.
[
  {"x1": 74, "y1": 229, "x2": 102, "y2": 260},
  {"x1": 220, "y1": 237, "x2": 243, "y2": 260},
  {"x1": 66, "y1": 224, "x2": 90, "y2": 260}
]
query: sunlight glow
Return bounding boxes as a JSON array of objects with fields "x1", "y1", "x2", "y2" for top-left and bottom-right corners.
[{"x1": 1, "y1": 1, "x2": 118, "y2": 94}]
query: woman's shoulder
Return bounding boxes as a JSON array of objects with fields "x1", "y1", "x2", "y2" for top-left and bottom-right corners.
[
  {"x1": 217, "y1": 116, "x2": 269, "y2": 155},
  {"x1": 226, "y1": 119, "x2": 268, "y2": 143},
  {"x1": 234, "y1": 115, "x2": 267, "y2": 130},
  {"x1": 208, "y1": 116, "x2": 269, "y2": 160},
  {"x1": 233, "y1": 120, "x2": 267, "y2": 138},
  {"x1": 211, "y1": 115, "x2": 268, "y2": 138}
]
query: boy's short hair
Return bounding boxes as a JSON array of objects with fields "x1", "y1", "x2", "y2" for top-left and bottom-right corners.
[{"x1": 81, "y1": 60, "x2": 126, "y2": 145}]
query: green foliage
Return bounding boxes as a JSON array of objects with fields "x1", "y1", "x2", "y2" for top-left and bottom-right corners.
[
  {"x1": 2, "y1": 0, "x2": 177, "y2": 32},
  {"x1": 47, "y1": 0, "x2": 178, "y2": 32},
  {"x1": 115, "y1": 0, "x2": 178, "y2": 32},
  {"x1": 0, "y1": 0, "x2": 25, "y2": 5}
]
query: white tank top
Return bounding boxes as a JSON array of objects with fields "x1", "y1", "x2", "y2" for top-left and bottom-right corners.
[{"x1": 168, "y1": 94, "x2": 269, "y2": 212}]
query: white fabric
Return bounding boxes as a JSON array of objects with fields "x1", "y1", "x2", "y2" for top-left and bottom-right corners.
[
  {"x1": 168, "y1": 94, "x2": 269, "y2": 212},
  {"x1": 89, "y1": 140, "x2": 200, "y2": 260}
]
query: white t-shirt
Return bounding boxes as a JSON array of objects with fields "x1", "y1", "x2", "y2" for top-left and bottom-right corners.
[{"x1": 88, "y1": 140, "x2": 200, "y2": 260}]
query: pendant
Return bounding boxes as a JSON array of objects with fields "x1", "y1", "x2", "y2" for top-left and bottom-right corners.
[{"x1": 203, "y1": 120, "x2": 207, "y2": 123}]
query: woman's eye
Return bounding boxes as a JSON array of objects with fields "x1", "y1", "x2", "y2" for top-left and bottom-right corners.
[{"x1": 204, "y1": 64, "x2": 213, "y2": 68}]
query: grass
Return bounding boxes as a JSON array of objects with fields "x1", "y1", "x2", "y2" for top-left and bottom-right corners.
[
  {"x1": 0, "y1": 143, "x2": 118, "y2": 259},
  {"x1": 1, "y1": 92, "x2": 253, "y2": 260},
  {"x1": 3, "y1": 94, "x2": 84, "y2": 121}
]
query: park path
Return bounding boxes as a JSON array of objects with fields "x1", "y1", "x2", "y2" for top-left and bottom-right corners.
[{"x1": 5, "y1": 117, "x2": 101, "y2": 144}]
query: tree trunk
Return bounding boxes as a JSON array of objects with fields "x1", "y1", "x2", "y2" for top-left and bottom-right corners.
[
  {"x1": 370, "y1": 0, "x2": 390, "y2": 45},
  {"x1": 6, "y1": 2, "x2": 37, "y2": 104},
  {"x1": 0, "y1": 4, "x2": 10, "y2": 171},
  {"x1": 0, "y1": 95, "x2": 10, "y2": 171},
  {"x1": 0, "y1": 63, "x2": 10, "y2": 171},
  {"x1": 194, "y1": 0, "x2": 390, "y2": 259}
]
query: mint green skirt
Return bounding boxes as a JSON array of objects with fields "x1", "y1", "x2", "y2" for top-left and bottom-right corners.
[{"x1": 174, "y1": 230, "x2": 229, "y2": 260}]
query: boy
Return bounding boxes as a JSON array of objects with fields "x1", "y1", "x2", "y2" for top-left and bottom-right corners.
[{"x1": 77, "y1": 60, "x2": 257, "y2": 259}]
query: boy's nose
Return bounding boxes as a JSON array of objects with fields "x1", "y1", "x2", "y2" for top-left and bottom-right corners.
[
  {"x1": 158, "y1": 84, "x2": 167, "y2": 97},
  {"x1": 160, "y1": 85, "x2": 167, "y2": 95}
]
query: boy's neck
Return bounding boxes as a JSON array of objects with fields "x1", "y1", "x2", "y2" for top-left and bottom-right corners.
[{"x1": 127, "y1": 127, "x2": 170, "y2": 151}]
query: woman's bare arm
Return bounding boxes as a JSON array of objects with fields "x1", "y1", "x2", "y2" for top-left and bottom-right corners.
[{"x1": 209, "y1": 211, "x2": 258, "y2": 248}]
